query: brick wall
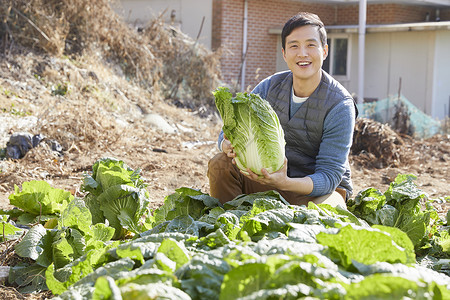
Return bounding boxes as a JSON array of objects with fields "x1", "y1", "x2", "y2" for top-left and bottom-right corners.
[
  {"x1": 213, "y1": 0, "x2": 335, "y2": 90},
  {"x1": 439, "y1": 7, "x2": 450, "y2": 20},
  {"x1": 213, "y1": 0, "x2": 450, "y2": 90},
  {"x1": 212, "y1": 0, "x2": 223, "y2": 51},
  {"x1": 337, "y1": 4, "x2": 447, "y2": 24},
  {"x1": 243, "y1": 0, "x2": 334, "y2": 90},
  {"x1": 219, "y1": 0, "x2": 244, "y2": 87}
]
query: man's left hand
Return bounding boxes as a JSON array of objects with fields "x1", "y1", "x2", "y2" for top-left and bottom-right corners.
[{"x1": 243, "y1": 158, "x2": 288, "y2": 189}]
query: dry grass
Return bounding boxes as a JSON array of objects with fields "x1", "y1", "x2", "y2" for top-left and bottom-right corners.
[
  {"x1": 351, "y1": 118, "x2": 450, "y2": 169},
  {"x1": 1, "y1": 0, "x2": 222, "y2": 106},
  {"x1": 144, "y1": 17, "x2": 222, "y2": 107},
  {"x1": 0, "y1": 0, "x2": 223, "y2": 207},
  {"x1": 3, "y1": 0, "x2": 159, "y2": 89},
  {"x1": 352, "y1": 118, "x2": 405, "y2": 168}
]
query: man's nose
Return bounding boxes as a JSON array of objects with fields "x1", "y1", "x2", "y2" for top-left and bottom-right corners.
[{"x1": 297, "y1": 45, "x2": 308, "y2": 57}]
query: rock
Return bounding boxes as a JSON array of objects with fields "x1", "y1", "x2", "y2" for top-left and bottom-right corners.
[
  {"x1": 48, "y1": 139, "x2": 63, "y2": 153},
  {"x1": 143, "y1": 113, "x2": 177, "y2": 134},
  {"x1": 0, "y1": 266, "x2": 10, "y2": 284}
]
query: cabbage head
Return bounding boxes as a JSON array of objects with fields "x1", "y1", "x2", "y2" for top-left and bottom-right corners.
[
  {"x1": 213, "y1": 87, "x2": 285, "y2": 175},
  {"x1": 82, "y1": 157, "x2": 150, "y2": 239}
]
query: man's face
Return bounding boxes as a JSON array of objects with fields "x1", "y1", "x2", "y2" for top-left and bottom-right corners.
[{"x1": 282, "y1": 25, "x2": 328, "y2": 83}]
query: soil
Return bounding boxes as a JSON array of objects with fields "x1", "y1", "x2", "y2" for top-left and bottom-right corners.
[{"x1": 0, "y1": 49, "x2": 448, "y2": 222}]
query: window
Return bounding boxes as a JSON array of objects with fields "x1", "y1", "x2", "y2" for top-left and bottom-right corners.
[{"x1": 323, "y1": 35, "x2": 350, "y2": 79}]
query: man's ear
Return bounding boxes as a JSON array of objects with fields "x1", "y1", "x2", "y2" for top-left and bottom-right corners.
[
  {"x1": 282, "y1": 47, "x2": 286, "y2": 61},
  {"x1": 323, "y1": 44, "x2": 329, "y2": 60}
]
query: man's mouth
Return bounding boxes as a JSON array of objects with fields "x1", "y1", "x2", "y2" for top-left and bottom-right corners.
[{"x1": 297, "y1": 61, "x2": 311, "y2": 67}]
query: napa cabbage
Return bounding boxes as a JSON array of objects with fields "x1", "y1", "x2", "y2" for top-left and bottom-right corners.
[
  {"x1": 82, "y1": 157, "x2": 150, "y2": 239},
  {"x1": 213, "y1": 87, "x2": 285, "y2": 175}
]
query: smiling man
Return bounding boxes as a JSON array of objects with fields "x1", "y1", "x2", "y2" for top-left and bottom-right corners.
[{"x1": 208, "y1": 12, "x2": 357, "y2": 208}]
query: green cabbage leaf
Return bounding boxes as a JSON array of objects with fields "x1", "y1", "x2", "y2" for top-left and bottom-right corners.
[
  {"x1": 7, "y1": 180, "x2": 73, "y2": 223},
  {"x1": 82, "y1": 157, "x2": 150, "y2": 239}
]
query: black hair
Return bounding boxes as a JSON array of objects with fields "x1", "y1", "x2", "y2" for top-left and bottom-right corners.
[{"x1": 281, "y1": 12, "x2": 327, "y2": 50}]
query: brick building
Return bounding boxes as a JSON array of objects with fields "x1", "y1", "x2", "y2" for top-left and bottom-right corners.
[
  {"x1": 211, "y1": 0, "x2": 450, "y2": 120},
  {"x1": 212, "y1": 0, "x2": 449, "y2": 88}
]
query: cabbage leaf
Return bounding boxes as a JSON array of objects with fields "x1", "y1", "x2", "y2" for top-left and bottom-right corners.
[
  {"x1": 8, "y1": 180, "x2": 73, "y2": 218},
  {"x1": 82, "y1": 158, "x2": 150, "y2": 239}
]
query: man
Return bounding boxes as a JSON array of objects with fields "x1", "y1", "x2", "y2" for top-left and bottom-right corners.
[{"x1": 207, "y1": 12, "x2": 357, "y2": 207}]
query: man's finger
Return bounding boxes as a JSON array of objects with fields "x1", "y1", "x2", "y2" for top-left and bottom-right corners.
[
  {"x1": 246, "y1": 168, "x2": 260, "y2": 181},
  {"x1": 261, "y1": 168, "x2": 270, "y2": 178}
]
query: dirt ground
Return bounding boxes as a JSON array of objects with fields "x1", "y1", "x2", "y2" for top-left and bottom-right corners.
[
  {"x1": 0, "y1": 51, "x2": 449, "y2": 213},
  {"x1": 0, "y1": 108, "x2": 449, "y2": 214}
]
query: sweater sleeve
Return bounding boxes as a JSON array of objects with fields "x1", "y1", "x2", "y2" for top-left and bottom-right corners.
[
  {"x1": 251, "y1": 76, "x2": 271, "y2": 99},
  {"x1": 307, "y1": 99, "x2": 356, "y2": 196}
]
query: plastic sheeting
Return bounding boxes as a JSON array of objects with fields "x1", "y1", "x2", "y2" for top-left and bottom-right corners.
[
  {"x1": 6, "y1": 132, "x2": 62, "y2": 159},
  {"x1": 357, "y1": 95, "x2": 442, "y2": 139}
]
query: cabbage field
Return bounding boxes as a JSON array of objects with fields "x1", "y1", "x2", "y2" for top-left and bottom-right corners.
[{"x1": 1, "y1": 157, "x2": 450, "y2": 299}]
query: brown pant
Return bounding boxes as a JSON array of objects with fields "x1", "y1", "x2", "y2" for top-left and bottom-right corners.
[{"x1": 207, "y1": 152, "x2": 346, "y2": 206}]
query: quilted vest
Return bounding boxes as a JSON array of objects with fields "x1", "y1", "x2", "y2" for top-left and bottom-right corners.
[{"x1": 265, "y1": 70, "x2": 353, "y2": 195}]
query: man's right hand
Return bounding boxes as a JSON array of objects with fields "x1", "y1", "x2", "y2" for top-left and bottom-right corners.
[{"x1": 222, "y1": 137, "x2": 236, "y2": 159}]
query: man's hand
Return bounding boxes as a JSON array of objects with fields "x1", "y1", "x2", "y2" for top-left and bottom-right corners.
[
  {"x1": 222, "y1": 136, "x2": 236, "y2": 160},
  {"x1": 243, "y1": 158, "x2": 288, "y2": 189}
]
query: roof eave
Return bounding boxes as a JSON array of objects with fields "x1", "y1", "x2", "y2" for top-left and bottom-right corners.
[
  {"x1": 328, "y1": 21, "x2": 450, "y2": 33},
  {"x1": 269, "y1": 21, "x2": 450, "y2": 34}
]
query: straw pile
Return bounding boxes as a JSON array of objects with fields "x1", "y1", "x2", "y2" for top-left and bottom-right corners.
[
  {"x1": 1, "y1": 0, "x2": 222, "y2": 105},
  {"x1": 144, "y1": 18, "x2": 222, "y2": 108},
  {"x1": 351, "y1": 118, "x2": 449, "y2": 168}
]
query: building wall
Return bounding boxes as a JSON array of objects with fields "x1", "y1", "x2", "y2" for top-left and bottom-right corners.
[
  {"x1": 116, "y1": 0, "x2": 450, "y2": 119},
  {"x1": 213, "y1": 0, "x2": 337, "y2": 91},
  {"x1": 362, "y1": 31, "x2": 435, "y2": 115},
  {"x1": 336, "y1": 4, "x2": 444, "y2": 24},
  {"x1": 212, "y1": 0, "x2": 223, "y2": 51},
  {"x1": 115, "y1": 0, "x2": 213, "y2": 48},
  {"x1": 212, "y1": 0, "x2": 244, "y2": 88},
  {"x1": 432, "y1": 30, "x2": 450, "y2": 120}
]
